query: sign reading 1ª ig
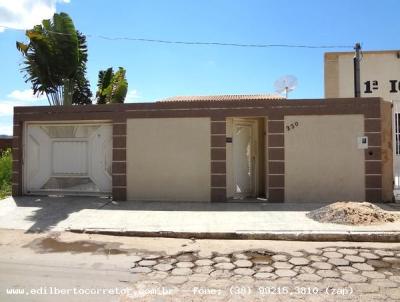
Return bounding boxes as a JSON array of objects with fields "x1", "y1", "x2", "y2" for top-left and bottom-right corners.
[{"x1": 364, "y1": 80, "x2": 400, "y2": 93}]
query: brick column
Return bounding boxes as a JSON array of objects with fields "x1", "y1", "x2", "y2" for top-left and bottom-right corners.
[
  {"x1": 210, "y1": 117, "x2": 226, "y2": 202},
  {"x1": 364, "y1": 116, "x2": 382, "y2": 202},
  {"x1": 267, "y1": 117, "x2": 285, "y2": 202},
  {"x1": 112, "y1": 119, "x2": 127, "y2": 201},
  {"x1": 11, "y1": 121, "x2": 22, "y2": 196}
]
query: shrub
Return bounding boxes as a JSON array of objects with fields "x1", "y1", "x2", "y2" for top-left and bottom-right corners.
[{"x1": 0, "y1": 149, "x2": 12, "y2": 199}]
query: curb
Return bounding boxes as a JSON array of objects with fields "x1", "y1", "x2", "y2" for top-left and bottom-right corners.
[{"x1": 67, "y1": 228, "x2": 400, "y2": 242}]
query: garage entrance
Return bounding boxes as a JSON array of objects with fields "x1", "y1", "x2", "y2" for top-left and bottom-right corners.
[{"x1": 24, "y1": 123, "x2": 112, "y2": 195}]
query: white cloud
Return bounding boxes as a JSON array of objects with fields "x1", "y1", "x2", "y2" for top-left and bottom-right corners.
[
  {"x1": 124, "y1": 89, "x2": 142, "y2": 103},
  {"x1": 0, "y1": 124, "x2": 12, "y2": 136},
  {"x1": 7, "y1": 89, "x2": 45, "y2": 102},
  {"x1": 0, "y1": 0, "x2": 70, "y2": 32},
  {"x1": 0, "y1": 89, "x2": 47, "y2": 117},
  {"x1": 0, "y1": 102, "x2": 14, "y2": 116}
]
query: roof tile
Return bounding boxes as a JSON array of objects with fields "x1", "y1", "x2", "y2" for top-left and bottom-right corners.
[{"x1": 158, "y1": 94, "x2": 285, "y2": 102}]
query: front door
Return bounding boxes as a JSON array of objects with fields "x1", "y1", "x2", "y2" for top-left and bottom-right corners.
[{"x1": 233, "y1": 119, "x2": 258, "y2": 198}]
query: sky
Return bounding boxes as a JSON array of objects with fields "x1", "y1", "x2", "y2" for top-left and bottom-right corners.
[{"x1": 0, "y1": 0, "x2": 399, "y2": 135}]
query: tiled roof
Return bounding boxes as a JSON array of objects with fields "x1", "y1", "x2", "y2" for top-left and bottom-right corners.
[{"x1": 158, "y1": 94, "x2": 285, "y2": 102}]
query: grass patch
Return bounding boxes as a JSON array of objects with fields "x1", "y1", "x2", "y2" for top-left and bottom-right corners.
[{"x1": 0, "y1": 149, "x2": 11, "y2": 199}]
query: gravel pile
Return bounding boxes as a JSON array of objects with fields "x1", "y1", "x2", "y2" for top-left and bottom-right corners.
[{"x1": 306, "y1": 202, "x2": 400, "y2": 225}]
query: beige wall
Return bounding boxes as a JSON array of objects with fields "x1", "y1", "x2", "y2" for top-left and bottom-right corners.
[
  {"x1": 325, "y1": 51, "x2": 400, "y2": 101},
  {"x1": 126, "y1": 118, "x2": 211, "y2": 201},
  {"x1": 285, "y1": 115, "x2": 365, "y2": 202}
]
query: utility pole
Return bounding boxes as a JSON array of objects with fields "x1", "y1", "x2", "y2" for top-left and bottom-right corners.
[{"x1": 354, "y1": 42, "x2": 361, "y2": 97}]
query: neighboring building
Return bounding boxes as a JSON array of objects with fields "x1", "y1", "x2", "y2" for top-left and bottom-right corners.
[
  {"x1": 325, "y1": 50, "x2": 398, "y2": 197},
  {"x1": 0, "y1": 136, "x2": 12, "y2": 153},
  {"x1": 325, "y1": 49, "x2": 400, "y2": 101},
  {"x1": 12, "y1": 96, "x2": 392, "y2": 203}
]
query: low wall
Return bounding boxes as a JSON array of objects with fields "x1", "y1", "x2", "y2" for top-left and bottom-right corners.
[
  {"x1": 126, "y1": 118, "x2": 211, "y2": 201},
  {"x1": 284, "y1": 115, "x2": 365, "y2": 202}
]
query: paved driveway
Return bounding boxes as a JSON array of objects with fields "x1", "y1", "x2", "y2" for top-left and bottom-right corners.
[{"x1": 0, "y1": 196, "x2": 399, "y2": 236}]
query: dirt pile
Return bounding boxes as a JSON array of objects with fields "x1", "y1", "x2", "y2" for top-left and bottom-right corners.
[{"x1": 306, "y1": 202, "x2": 400, "y2": 225}]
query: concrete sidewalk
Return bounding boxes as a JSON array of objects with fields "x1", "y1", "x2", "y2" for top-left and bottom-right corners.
[{"x1": 0, "y1": 196, "x2": 400, "y2": 241}]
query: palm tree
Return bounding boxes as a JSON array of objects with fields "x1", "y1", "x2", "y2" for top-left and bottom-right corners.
[
  {"x1": 16, "y1": 13, "x2": 91, "y2": 105},
  {"x1": 96, "y1": 67, "x2": 128, "y2": 104},
  {"x1": 72, "y1": 32, "x2": 92, "y2": 105}
]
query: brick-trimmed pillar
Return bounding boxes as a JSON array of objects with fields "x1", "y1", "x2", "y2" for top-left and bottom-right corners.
[
  {"x1": 11, "y1": 121, "x2": 23, "y2": 196},
  {"x1": 364, "y1": 115, "x2": 382, "y2": 202},
  {"x1": 210, "y1": 117, "x2": 226, "y2": 202},
  {"x1": 267, "y1": 116, "x2": 285, "y2": 202},
  {"x1": 112, "y1": 119, "x2": 127, "y2": 201}
]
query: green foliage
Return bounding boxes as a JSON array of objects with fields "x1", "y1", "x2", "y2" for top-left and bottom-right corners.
[
  {"x1": 0, "y1": 149, "x2": 12, "y2": 199},
  {"x1": 96, "y1": 68, "x2": 113, "y2": 104},
  {"x1": 96, "y1": 67, "x2": 128, "y2": 104},
  {"x1": 16, "y1": 13, "x2": 92, "y2": 105},
  {"x1": 72, "y1": 32, "x2": 92, "y2": 105}
]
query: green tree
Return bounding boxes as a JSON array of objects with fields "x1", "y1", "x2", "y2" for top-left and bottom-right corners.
[
  {"x1": 16, "y1": 13, "x2": 91, "y2": 105},
  {"x1": 0, "y1": 149, "x2": 11, "y2": 199},
  {"x1": 96, "y1": 67, "x2": 128, "y2": 104},
  {"x1": 72, "y1": 32, "x2": 92, "y2": 104}
]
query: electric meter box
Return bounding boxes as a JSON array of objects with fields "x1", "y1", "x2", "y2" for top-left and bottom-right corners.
[{"x1": 357, "y1": 136, "x2": 368, "y2": 149}]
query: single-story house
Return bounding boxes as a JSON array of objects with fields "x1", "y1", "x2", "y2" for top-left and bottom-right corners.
[{"x1": 12, "y1": 95, "x2": 393, "y2": 203}]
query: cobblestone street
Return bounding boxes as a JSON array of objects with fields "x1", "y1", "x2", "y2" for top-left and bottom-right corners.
[
  {"x1": 1, "y1": 230, "x2": 399, "y2": 302},
  {"x1": 126, "y1": 245, "x2": 400, "y2": 301}
]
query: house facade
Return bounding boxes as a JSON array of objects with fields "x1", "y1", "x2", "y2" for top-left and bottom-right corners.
[{"x1": 12, "y1": 96, "x2": 392, "y2": 202}]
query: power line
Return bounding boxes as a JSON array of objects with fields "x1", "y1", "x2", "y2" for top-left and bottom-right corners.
[{"x1": 0, "y1": 25, "x2": 353, "y2": 49}]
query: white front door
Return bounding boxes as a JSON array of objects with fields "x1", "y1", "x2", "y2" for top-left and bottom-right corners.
[
  {"x1": 233, "y1": 120, "x2": 257, "y2": 198},
  {"x1": 24, "y1": 123, "x2": 112, "y2": 194}
]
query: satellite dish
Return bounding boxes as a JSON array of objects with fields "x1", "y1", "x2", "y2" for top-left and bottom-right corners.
[{"x1": 274, "y1": 75, "x2": 298, "y2": 99}]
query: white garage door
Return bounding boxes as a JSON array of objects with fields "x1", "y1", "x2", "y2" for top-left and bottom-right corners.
[{"x1": 24, "y1": 123, "x2": 112, "y2": 194}]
